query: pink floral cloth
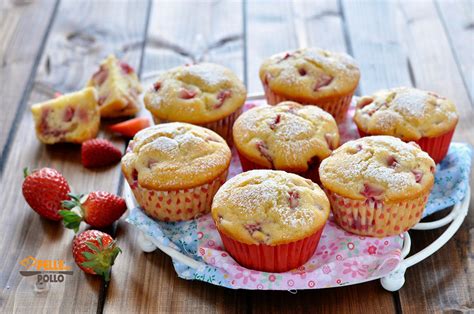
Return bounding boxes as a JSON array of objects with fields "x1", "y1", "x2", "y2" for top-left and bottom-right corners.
[{"x1": 196, "y1": 100, "x2": 404, "y2": 290}]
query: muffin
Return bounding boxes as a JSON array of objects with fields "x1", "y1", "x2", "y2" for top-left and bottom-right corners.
[
  {"x1": 319, "y1": 136, "x2": 436, "y2": 237},
  {"x1": 353, "y1": 87, "x2": 458, "y2": 163},
  {"x1": 233, "y1": 101, "x2": 339, "y2": 182},
  {"x1": 31, "y1": 87, "x2": 100, "y2": 144},
  {"x1": 121, "y1": 122, "x2": 231, "y2": 221},
  {"x1": 211, "y1": 170, "x2": 330, "y2": 272},
  {"x1": 144, "y1": 63, "x2": 247, "y2": 144},
  {"x1": 87, "y1": 54, "x2": 142, "y2": 118},
  {"x1": 259, "y1": 47, "x2": 360, "y2": 122}
]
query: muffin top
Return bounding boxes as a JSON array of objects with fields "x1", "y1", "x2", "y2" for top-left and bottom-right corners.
[
  {"x1": 353, "y1": 87, "x2": 458, "y2": 140},
  {"x1": 144, "y1": 63, "x2": 247, "y2": 124},
  {"x1": 319, "y1": 136, "x2": 435, "y2": 202},
  {"x1": 121, "y1": 122, "x2": 231, "y2": 190},
  {"x1": 259, "y1": 48, "x2": 360, "y2": 103},
  {"x1": 212, "y1": 170, "x2": 330, "y2": 245},
  {"x1": 233, "y1": 101, "x2": 339, "y2": 172}
]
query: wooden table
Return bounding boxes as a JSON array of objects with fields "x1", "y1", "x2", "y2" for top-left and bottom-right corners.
[{"x1": 1, "y1": 0, "x2": 472, "y2": 312}]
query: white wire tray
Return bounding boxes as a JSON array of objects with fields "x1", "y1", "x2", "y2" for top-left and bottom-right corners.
[
  {"x1": 125, "y1": 184, "x2": 470, "y2": 291},
  {"x1": 125, "y1": 93, "x2": 471, "y2": 291}
]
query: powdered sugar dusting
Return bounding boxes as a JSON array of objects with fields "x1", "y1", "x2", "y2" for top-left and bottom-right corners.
[
  {"x1": 185, "y1": 64, "x2": 228, "y2": 86},
  {"x1": 320, "y1": 136, "x2": 435, "y2": 198},
  {"x1": 393, "y1": 89, "x2": 428, "y2": 118},
  {"x1": 214, "y1": 170, "x2": 329, "y2": 244},
  {"x1": 276, "y1": 117, "x2": 313, "y2": 139}
]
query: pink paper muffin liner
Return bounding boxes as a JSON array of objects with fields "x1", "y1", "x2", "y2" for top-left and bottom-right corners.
[
  {"x1": 358, "y1": 128, "x2": 455, "y2": 164},
  {"x1": 127, "y1": 170, "x2": 228, "y2": 221},
  {"x1": 152, "y1": 107, "x2": 243, "y2": 145},
  {"x1": 217, "y1": 226, "x2": 325, "y2": 273},
  {"x1": 237, "y1": 150, "x2": 320, "y2": 183},
  {"x1": 326, "y1": 189, "x2": 430, "y2": 237},
  {"x1": 262, "y1": 82, "x2": 354, "y2": 123}
]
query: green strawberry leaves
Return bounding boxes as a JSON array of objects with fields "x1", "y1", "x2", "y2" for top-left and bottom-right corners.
[
  {"x1": 80, "y1": 237, "x2": 122, "y2": 282},
  {"x1": 60, "y1": 193, "x2": 88, "y2": 233},
  {"x1": 59, "y1": 210, "x2": 82, "y2": 233}
]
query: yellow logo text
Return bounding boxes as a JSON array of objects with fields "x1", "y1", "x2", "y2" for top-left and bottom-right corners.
[{"x1": 19, "y1": 256, "x2": 71, "y2": 271}]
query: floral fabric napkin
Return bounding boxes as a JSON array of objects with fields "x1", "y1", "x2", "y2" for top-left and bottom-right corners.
[{"x1": 126, "y1": 101, "x2": 472, "y2": 290}]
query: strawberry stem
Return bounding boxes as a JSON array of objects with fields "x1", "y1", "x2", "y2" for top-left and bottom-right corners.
[
  {"x1": 23, "y1": 167, "x2": 29, "y2": 178},
  {"x1": 59, "y1": 210, "x2": 82, "y2": 233},
  {"x1": 81, "y1": 238, "x2": 121, "y2": 282},
  {"x1": 59, "y1": 193, "x2": 87, "y2": 232}
]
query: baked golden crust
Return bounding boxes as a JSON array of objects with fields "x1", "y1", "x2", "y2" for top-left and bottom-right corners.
[
  {"x1": 211, "y1": 170, "x2": 330, "y2": 245},
  {"x1": 233, "y1": 101, "x2": 339, "y2": 171},
  {"x1": 319, "y1": 136, "x2": 435, "y2": 202},
  {"x1": 259, "y1": 48, "x2": 360, "y2": 103},
  {"x1": 121, "y1": 122, "x2": 231, "y2": 190},
  {"x1": 87, "y1": 55, "x2": 142, "y2": 118},
  {"x1": 353, "y1": 87, "x2": 458, "y2": 140},
  {"x1": 144, "y1": 63, "x2": 247, "y2": 124}
]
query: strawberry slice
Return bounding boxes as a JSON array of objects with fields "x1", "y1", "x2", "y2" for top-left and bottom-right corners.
[
  {"x1": 153, "y1": 82, "x2": 161, "y2": 91},
  {"x1": 109, "y1": 117, "x2": 150, "y2": 138},
  {"x1": 179, "y1": 88, "x2": 197, "y2": 99},
  {"x1": 214, "y1": 90, "x2": 232, "y2": 109},
  {"x1": 357, "y1": 97, "x2": 374, "y2": 109},
  {"x1": 288, "y1": 190, "x2": 300, "y2": 209},
  {"x1": 298, "y1": 68, "x2": 307, "y2": 76},
  {"x1": 269, "y1": 114, "x2": 281, "y2": 130},
  {"x1": 278, "y1": 52, "x2": 292, "y2": 63},
  {"x1": 360, "y1": 183, "x2": 384, "y2": 199},
  {"x1": 91, "y1": 66, "x2": 108, "y2": 86},
  {"x1": 412, "y1": 169, "x2": 424, "y2": 183},
  {"x1": 244, "y1": 223, "x2": 262, "y2": 234},
  {"x1": 387, "y1": 155, "x2": 398, "y2": 168},
  {"x1": 119, "y1": 61, "x2": 135, "y2": 75},
  {"x1": 81, "y1": 139, "x2": 122, "y2": 168},
  {"x1": 256, "y1": 141, "x2": 273, "y2": 168},
  {"x1": 314, "y1": 74, "x2": 333, "y2": 91}
]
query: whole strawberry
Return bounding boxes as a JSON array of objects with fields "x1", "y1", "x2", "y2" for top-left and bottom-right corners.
[
  {"x1": 22, "y1": 167, "x2": 71, "y2": 221},
  {"x1": 81, "y1": 139, "x2": 122, "y2": 168},
  {"x1": 72, "y1": 230, "x2": 121, "y2": 281},
  {"x1": 60, "y1": 192, "x2": 127, "y2": 232}
]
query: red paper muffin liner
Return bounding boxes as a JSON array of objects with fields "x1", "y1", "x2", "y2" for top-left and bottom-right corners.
[
  {"x1": 127, "y1": 170, "x2": 228, "y2": 221},
  {"x1": 237, "y1": 150, "x2": 320, "y2": 183},
  {"x1": 152, "y1": 107, "x2": 243, "y2": 145},
  {"x1": 357, "y1": 128, "x2": 455, "y2": 164},
  {"x1": 217, "y1": 227, "x2": 324, "y2": 273},
  {"x1": 262, "y1": 82, "x2": 354, "y2": 123},
  {"x1": 325, "y1": 189, "x2": 430, "y2": 237}
]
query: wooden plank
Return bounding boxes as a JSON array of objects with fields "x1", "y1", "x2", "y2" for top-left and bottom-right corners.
[
  {"x1": 0, "y1": 0, "x2": 58, "y2": 162},
  {"x1": 296, "y1": 0, "x2": 348, "y2": 53},
  {"x1": 342, "y1": 0, "x2": 473, "y2": 312},
  {"x1": 341, "y1": 0, "x2": 412, "y2": 94},
  {"x1": 282, "y1": 1, "x2": 396, "y2": 313},
  {"x1": 249, "y1": 283, "x2": 397, "y2": 314},
  {"x1": 436, "y1": 0, "x2": 474, "y2": 103},
  {"x1": 103, "y1": 1, "x2": 246, "y2": 312},
  {"x1": 0, "y1": 0, "x2": 149, "y2": 312},
  {"x1": 246, "y1": 0, "x2": 298, "y2": 94},
  {"x1": 394, "y1": 1, "x2": 473, "y2": 312}
]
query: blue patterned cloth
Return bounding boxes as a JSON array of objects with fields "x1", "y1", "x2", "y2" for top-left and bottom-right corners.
[
  {"x1": 126, "y1": 143, "x2": 472, "y2": 288},
  {"x1": 424, "y1": 143, "x2": 472, "y2": 217}
]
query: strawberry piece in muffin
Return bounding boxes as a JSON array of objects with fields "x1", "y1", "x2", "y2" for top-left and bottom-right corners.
[
  {"x1": 87, "y1": 54, "x2": 142, "y2": 118},
  {"x1": 31, "y1": 87, "x2": 100, "y2": 144}
]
